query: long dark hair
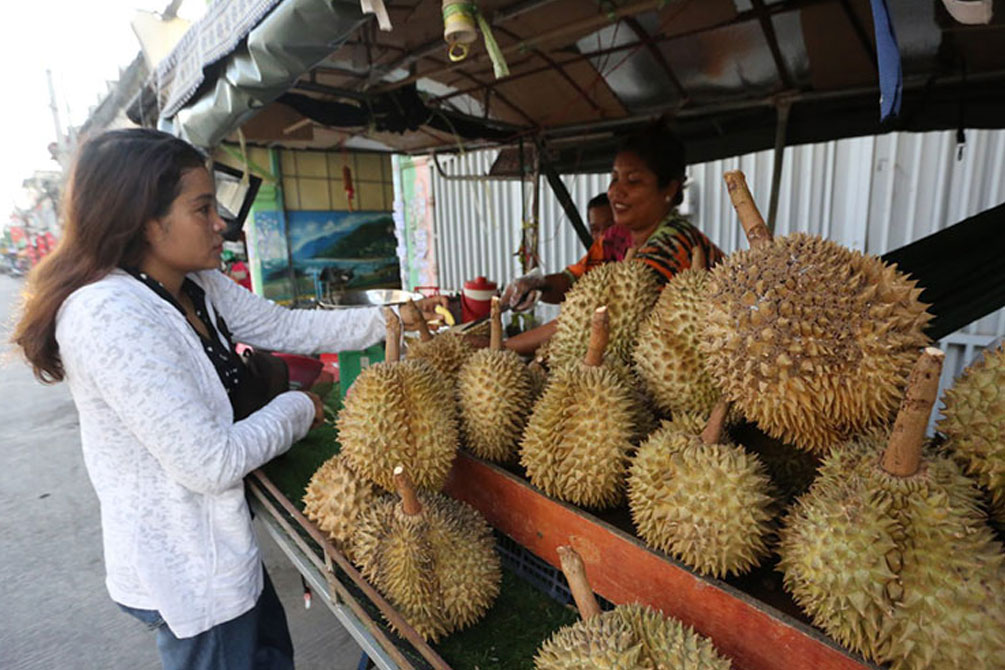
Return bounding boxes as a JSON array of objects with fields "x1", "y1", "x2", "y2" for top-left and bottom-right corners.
[
  {"x1": 618, "y1": 120, "x2": 687, "y2": 206},
  {"x1": 11, "y1": 128, "x2": 206, "y2": 382}
]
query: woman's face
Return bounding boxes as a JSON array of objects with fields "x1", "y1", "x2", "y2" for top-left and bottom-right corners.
[
  {"x1": 607, "y1": 151, "x2": 678, "y2": 231},
  {"x1": 144, "y1": 167, "x2": 225, "y2": 274}
]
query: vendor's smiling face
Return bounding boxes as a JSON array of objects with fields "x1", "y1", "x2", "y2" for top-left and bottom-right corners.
[
  {"x1": 607, "y1": 151, "x2": 678, "y2": 232},
  {"x1": 144, "y1": 167, "x2": 226, "y2": 274}
]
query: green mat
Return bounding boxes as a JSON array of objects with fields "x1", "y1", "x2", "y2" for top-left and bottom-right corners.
[{"x1": 260, "y1": 408, "x2": 577, "y2": 670}]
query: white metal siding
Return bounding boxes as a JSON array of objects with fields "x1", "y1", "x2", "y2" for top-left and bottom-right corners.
[{"x1": 429, "y1": 129, "x2": 1005, "y2": 424}]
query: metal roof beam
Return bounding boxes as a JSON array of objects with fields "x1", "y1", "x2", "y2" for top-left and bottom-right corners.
[{"x1": 750, "y1": 0, "x2": 796, "y2": 90}]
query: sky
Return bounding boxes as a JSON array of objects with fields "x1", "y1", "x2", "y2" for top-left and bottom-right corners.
[{"x1": 0, "y1": 1, "x2": 206, "y2": 217}]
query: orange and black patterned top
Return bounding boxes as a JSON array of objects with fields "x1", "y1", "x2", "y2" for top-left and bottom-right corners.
[{"x1": 636, "y1": 212, "x2": 725, "y2": 283}]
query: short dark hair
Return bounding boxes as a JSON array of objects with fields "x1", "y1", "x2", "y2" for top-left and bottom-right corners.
[
  {"x1": 618, "y1": 120, "x2": 687, "y2": 206},
  {"x1": 587, "y1": 193, "x2": 609, "y2": 210}
]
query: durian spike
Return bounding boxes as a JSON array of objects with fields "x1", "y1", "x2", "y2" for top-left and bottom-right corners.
[
  {"x1": 881, "y1": 347, "x2": 945, "y2": 477},
  {"x1": 556, "y1": 545, "x2": 601, "y2": 621},
  {"x1": 699, "y1": 399, "x2": 731, "y2": 445},
  {"x1": 392, "y1": 464, "x2": 423, "y2": 516},
  {"x1": 489, "y1": 296, "x2": 503, "y2": 351},
  {"x1": 723, "y1": 171, "x2": 772, "y2": 248},
  {"x1": 404, "y1": 300, "x2": 434, "y2": 342},
  {"x1": 623, "y1": 246, "x2": 637, "y2": 261},
  {"x1": 691, "y1": 243, "x2": 707, "y2": 271},
  {"x1": 384, "y1": 307, "x2": 401, "y2": 362},
  {"x1": 583, "y1": 306, "x2": 609, "y2": 367}
]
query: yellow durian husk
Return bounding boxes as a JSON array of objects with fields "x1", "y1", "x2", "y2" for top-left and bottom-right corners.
[
  {"x1": 628, "y1": 415, "x2": 775, "y2": 578},
  {"x1": 405, "y1": 332, "x2": 474, "y2": 383},
  {"x1": 549, "y1": 260, "x2": 661, "y2": 371},
  {"x1": 353, "y1": 489, "x2": 501, "y2": 642},
  {"x1": 702, "y1": 233, "x2": 932, "y2": 452},
  {"x1": 521, "y1": 307, "x2": 639, "y2": 509},
  {"x1": 778, "y1": 435, "x2": 1005, "y2": 669},
  {"x1": 337, "y1": 359, "x2": 458, "y2": 492},
  {"x1": 938, "y1": 342, "x2": 1005, "y2": 511},
  {"x1": 457, "y1": 348, "x2": 534, "y2": 462},
  {"x1": 534, "y1": 602, "x2": 733, "y2": 670},
  {"x1": 302, "y1": 453, "x2": 386, "y2": 561},
  {"x1": 634, "y1": 265, "x2": 722, "y2": 417}
]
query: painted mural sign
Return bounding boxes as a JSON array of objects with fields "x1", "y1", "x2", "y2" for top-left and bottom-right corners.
[{"x1": 287, "y1": 210, "x2": 400, "y2": 291}]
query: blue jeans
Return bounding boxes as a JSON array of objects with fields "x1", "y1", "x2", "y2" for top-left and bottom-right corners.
[{"x1": 118, "y1": 566, "x2": 294, "y2": 670}]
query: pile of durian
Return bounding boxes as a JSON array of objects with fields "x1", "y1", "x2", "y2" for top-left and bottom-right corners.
[
  {"x1": 304, "y1": 309, "x2": 501, "y2": 642},
  {"x1": 300, "y1": 169, "x2": 1005, "y2": 666}
]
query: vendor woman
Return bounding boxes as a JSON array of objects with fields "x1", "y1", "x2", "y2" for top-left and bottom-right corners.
[
  {"x1": 505, "y1": 121, "x2": 724, "y2": 355},
  {"x1": 11, "y1": 128, "x2": 445, "y2": 670}
]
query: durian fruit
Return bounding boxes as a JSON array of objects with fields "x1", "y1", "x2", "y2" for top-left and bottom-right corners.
[
  {"x1": 729, "y1": 421, "x2": 821, "y2": 502},
  {"x1": 534, "y1": 545, "x2": 733, "y2": 670},
  {"x1": 457, "y1": 297, "x2": 535, "y2": 462},
  {"x1": 549, "y1": 258, "x2": 662, "y2": 372},
  {"x1": 938, "y1": 341, "x2": 1005, "y2": 516},
  {"x1": 702, "y1": 171, "x2": 932, "y2": 452},
  {"x1": 353, "y1": 465, "x2": 501, "y2": 642},
  {"x1": 527, "y1": 357, "x2": 548, "y2": 401},
  {"x1": 634, "y1": 245, "x2": 723, "y2": 417},
  {"x1": 302, "y1": 452, "x2": 385, "y2": 561},
  {"x1": 520, "y1": 307, "x2": 637, "y2": 509},
  {"x1": 628, "y1": 400, "x2": 776, "y2": 578},
  {"x1": 778, "y1": 348, "x2": 1005, "y2": 669},
  {"x1": 337, "y1": 309, "x2": 458, "y2": 492},
  {"x1": 402, "y1": 300, "x2": 473, "y2": 383}
]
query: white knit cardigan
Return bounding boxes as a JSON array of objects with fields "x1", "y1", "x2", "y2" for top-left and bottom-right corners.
[{"x1": 56, "y1": 269, "x2": 387, "y2": 638}]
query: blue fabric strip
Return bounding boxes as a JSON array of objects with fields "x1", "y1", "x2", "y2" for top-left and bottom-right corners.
[{"x1": 869, "y1": 0, "x2": 903, "y2": 121}]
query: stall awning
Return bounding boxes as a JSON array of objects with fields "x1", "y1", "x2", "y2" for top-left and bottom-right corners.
[{"x1": 128, "y1": 0, "x2": 1005, "y2": 165}]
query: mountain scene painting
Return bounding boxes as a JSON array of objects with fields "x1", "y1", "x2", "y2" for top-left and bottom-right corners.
[{"x1": 261, "y1": 210, "x2": 401, "y2": 294}]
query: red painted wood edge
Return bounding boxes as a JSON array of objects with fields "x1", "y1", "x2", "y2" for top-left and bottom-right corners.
[{"x1": 443, "y1": 451, "x2": 875, "y2": 670}]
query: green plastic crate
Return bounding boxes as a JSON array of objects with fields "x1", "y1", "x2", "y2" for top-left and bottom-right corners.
[{"x1": 337, "y1": 342, "x2": 385, "y2": 400}]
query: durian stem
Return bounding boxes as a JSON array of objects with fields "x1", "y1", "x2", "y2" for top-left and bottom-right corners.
[
  {"x1": 700, "y1": 399, "x2": 730, "y2": 445},
  {"x1": 584, "y1": 306, "x2": 609, "y2": 367},
  {"x1": 623, "y1": 246, "x2": 637, "y2": 261},
  {"x1": 723, "y1": 171, "x2": 772, "y2": 248},
  {"x1": 691, "y1": 243, "x2": 707, "y2": 271},
  {"x1": 557, "y1": 546, "x2": 601, "y2": 621},
  {"x1": 384, "y1": 307, "x2": 401, "y2": 363},
  {"x1": 405, "y1": 300, "x2": 434, "y2": 342},
  {"x1": 393, "y1": 465, "x2": 423, "y2": 516},
  {"x1": 881, "y1": 347, "x2": 945, "y2": 477},
  {"x1": 490, "y1": 296, "x2": 503, "y2": 351}
]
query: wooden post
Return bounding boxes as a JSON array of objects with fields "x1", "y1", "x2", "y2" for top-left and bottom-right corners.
[
  {"x1": 584, "y1": 306, "x2": 609, "y2": 367},
  {"x1": 404, "y1": 300, "x2": 434, "y2": 342},
  {"x1": 490, "y1": 296, "x2": 503, "y2": 351},
  {"x1": 724, "y1": 171, "x2": 772, "y2": 248},
  {"x1": 881, "y1": 347, "x2": 945, "y2": 477},
  {"x1": 699, "y1": 399, "x2": 730, "y2": 445},
  {"x1": 384, "y1": 307, "x2": 401, "y2": 363},
  {"x1": 393, "y1": 465, "x2": 423, "y2": 516},
  {"x1": 557, "y1": 545, "x2": 602, "y2": 620}
]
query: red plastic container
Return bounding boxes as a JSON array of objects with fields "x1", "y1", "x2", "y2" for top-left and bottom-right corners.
[{"x1": 461, "y1": 276, "x2": 497, "y2": 323}]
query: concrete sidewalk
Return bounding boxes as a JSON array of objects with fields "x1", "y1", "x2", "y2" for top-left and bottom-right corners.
[{"x1": 0, "y1": 274, "x2": 361, "y2": 669}]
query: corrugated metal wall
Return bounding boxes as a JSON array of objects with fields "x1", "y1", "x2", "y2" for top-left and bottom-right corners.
[{"x1": 429, "y1": 129, "x2": 1005, "y2": 424}]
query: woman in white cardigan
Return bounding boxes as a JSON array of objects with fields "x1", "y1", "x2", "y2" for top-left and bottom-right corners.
[{"x1": 12, "y1": 128, "x2": 444, "y2": 670}]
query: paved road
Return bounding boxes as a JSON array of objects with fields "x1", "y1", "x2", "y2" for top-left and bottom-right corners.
[{"x1": 0, "y1": 274, "x2": 361, "y2": 669}]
